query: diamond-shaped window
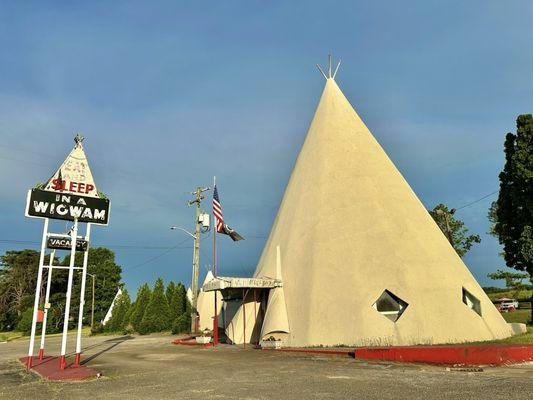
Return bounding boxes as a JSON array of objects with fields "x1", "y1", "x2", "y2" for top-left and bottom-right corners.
[
  {"x1": 373, "y1": 290, "x2": 408, "y2": 322},
  {"x1": 462, "y1": 288, "x2": 482, "y2": 316}
]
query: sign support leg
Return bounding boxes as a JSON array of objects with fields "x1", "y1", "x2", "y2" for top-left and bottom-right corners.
[
  {"x1": 38, "y1": 249, "x2": 55, "y2": 360},
  {"x1": 75, "y1": 223, "x2": 91, "y2": 365},
  {"x1": 59, "y1": 219, "x2": 78, "y2": 370},
  {"x1": 26, "y1": 218, "x2": 49, "y2": 369}
]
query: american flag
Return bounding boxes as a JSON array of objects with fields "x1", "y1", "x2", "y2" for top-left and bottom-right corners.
[{"x1": 213, "y1": 185, "x2": 224, "y2": 233}]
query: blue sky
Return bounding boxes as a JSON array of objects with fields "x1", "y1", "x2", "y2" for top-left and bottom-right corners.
[{"x1": 1, "y1": 1, "x2": 532, "y2": 295}]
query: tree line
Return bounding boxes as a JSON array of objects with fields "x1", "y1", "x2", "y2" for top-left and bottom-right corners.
[{"x1": 100, "y1": 278, "x2": 192, "y2": 335}]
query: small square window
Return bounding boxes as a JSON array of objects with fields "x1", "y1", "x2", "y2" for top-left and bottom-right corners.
[
  {"x1": 462, "y1": 288, "x2": 482, "y2": 316},
  {"x1": 373, "y1": 290, "x2": 408, "y2": 322}
]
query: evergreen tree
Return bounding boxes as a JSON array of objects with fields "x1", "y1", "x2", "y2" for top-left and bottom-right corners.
[
  {"x1": 140, "y1": 278, "x2": 171, "y2": 334},
  {"x1": 169, "y1": 283, "x2": 187, "y2": 324},
  {"x1": 131, "y1": 284, "x2": 151, "y2": 331},
  {"x1": 172, "y1": 313, "x2": 191, "y2": 334},
  {"x1": 166, "y1": 281, "x2": 176, "y2": 306},
  {"x1": 105, "y1": 289, "x2": 131, "y2": 333},
  {"x1": 490, "y1": 114, "x2": 533, "y2": 322}
]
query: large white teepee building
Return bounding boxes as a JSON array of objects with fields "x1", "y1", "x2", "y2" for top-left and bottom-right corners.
[{"x1": 207, "y1": 64, "x2": 513, "y2": 347}]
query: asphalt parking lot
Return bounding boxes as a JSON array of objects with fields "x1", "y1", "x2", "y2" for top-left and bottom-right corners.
[{"x1": 1, "y1": 333, "x2": 532, "y2": 400}]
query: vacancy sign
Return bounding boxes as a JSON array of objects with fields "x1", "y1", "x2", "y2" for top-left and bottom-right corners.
[{"x1": 25, "y1": 135, "x2": 110, "y2": 225}]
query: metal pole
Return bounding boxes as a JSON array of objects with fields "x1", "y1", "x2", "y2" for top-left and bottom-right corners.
[
  {"x1": 253, "y1": 289, "x2": 257, "y2": 345},
  {"x1": 191, "y1": 188, "x2": 201, "y2": 333},
  {"x1": 59, "y1": 218, "x2": 78, "y2": 370},
  {"x1": 91, "y1": 274, "x2": 95, "y2": 329},
  {"x1": 242, "y1": 288, "x2": 246, "y2": 349},
  {"x1": 213, "y1": 176, "x2": 219, "y2": 345},
  {"x1": 75, "y1": 223, "x2": 91, "y2": 365},
  {"x1": 38, "y1": 249, "x2": 55, "y2": 360},
  {"x1": 26, "y1": 218, "x2": 49, "y2": 369}
]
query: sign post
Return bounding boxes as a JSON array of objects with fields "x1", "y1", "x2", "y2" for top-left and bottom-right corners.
[
  {"x1": 75, "y1": 223, "x2": 91, "y2": 365},
  {"x1": 26, "y1": 218, "x2": 49, "y2": 369},
  {"x1": 59, "y1": 219, "x2": 78, "y2": 370},
  {"x1": 38, "y1": 249, "x2": 55, "y2": 360}
]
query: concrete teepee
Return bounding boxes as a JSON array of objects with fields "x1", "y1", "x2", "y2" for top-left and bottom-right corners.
[
  {"x1": 196, "y1": 271, "x2": 223, "y2": 331},
  {"x1": 229, "y1": 62, "x2": 512, "y2": 347}
]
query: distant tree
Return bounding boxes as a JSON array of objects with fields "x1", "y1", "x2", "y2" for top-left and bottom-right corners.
[
  {"x1": 131, "y1": 284, "x2": 151, "y2": 331},
  {"x1": 166, "y1": 281, "x2": 176, "y2": 306},
  {"x1": 16, "y1": 307, "x2": 33, "y2": 335},
  {"x1": 67, "y1": 247, "x2": 122, "y2": 324},
  {"x1": 429, "y1": 204, "x2": 481, "y2": 257},
  {"x1": 140, "y1": 278, "x2": 171, "y2": 334},
  {"x1": 0, "y1": 250, "x2": 41, "y2": 330},
  {"x1": 489, "y1": 114, "x2": 533, "y2": 321},
  {"x1": 169, "y1": 283, "x2": 187, "y2": 324},
  {"x1": 105, "y1": 289, "x2": 131, "y2": 333},
  {"x1": 488, "y1": 270, "x2": 529, "y2": 299}
]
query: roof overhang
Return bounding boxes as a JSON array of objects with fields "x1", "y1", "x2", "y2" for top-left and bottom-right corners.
[{"x1": 202, "y1": 276, "x2": 282, "y2": 292}]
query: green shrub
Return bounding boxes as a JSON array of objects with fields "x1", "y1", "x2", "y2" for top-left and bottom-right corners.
[
  {"x1": 91, "y1": 322, "x2": 105, "y2": 335},
  {"x1": 16, "y1": 308, "x2": 33, "y2": 335}
]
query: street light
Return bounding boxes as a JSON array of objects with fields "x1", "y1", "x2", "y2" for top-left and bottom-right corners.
[{"x1": 170, "y1": 226, "x2": 195, "y2": 239}]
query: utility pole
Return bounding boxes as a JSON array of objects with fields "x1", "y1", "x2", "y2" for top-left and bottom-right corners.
[
  {"x1": 436, "y1": 208, "x2": 456, "y2": 247},
  {"x1": 188, "y1": 186, "x2": 210, "y2": 333}
]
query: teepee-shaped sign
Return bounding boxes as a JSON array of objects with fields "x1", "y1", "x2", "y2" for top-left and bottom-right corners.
[
  {"x1": 227, "y1": 59, "x2": 513, "y2": 347},
  {"x1": 25, "y1": 134, "x2": 110, "y2": 225},
  {"x1": 43, "y1": 134, "x2": 100, "y2": 198}
]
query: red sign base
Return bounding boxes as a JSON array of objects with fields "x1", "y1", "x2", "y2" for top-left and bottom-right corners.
[{"x1": 19, "y1": 356, "x2": 100, "y2": 381}]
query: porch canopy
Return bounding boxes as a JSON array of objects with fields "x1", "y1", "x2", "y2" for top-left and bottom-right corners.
[{"x1": 202, "y1": 276, "x2": 282, "y2": 293}]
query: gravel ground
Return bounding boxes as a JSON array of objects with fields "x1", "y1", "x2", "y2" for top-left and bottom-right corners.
[{"x1": 1, "y1": 333, "x2": 532, "y2": 400}]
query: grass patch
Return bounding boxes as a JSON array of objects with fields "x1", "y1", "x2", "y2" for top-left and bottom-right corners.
[
  {"x1": 478, "y1": 327, "x2": 533, "y2": 345},
  {"x1": 0, "y1": 331, "x2": 24, "y2": 342},
  {"x1": 501, "y1": 309, "x2": 531, "y2": 324},
  {"x1": 0, "y1": 327, "x2": 91, "y2": 342}
]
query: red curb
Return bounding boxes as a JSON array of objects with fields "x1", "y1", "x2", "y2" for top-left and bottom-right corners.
[
  {"x1": 354, "y1": 344, "x2": 533, "y2": 366},
  {"x1": 261, "y1": 344, "x2": 533, "y2": 366},
  {"x1": 19, "y1": 356, "x2": 100, "y2": 381}
]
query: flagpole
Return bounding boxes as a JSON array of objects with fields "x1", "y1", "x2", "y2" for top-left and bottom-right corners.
[{"x1": 213, "y1": 176, "x2": 219, "y2": 345}]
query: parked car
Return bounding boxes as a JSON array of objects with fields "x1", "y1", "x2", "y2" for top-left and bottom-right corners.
[{"x1": 497, "y1": 298, "x2": 519, "y2": 312}]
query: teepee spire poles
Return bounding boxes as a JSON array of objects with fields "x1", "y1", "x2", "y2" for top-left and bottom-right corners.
[
  {"x1": 316, "y1": 64, "x2": 328, "y2": 80},
  {"x1": 333, "y1": 59, "x2": 341, "y2": 79},
  {"x1": 317, "y1": 54, "x2": 341, "y2": 80}
]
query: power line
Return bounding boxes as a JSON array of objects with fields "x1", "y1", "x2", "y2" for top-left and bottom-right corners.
[
  {"x1": 455, "y1": 190, "x2": 499, "y2": 211},
  {"x1": 126, "y1": 237, "x2": 191, "y2": 272}
]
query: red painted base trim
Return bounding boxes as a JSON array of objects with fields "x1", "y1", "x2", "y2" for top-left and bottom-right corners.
[
  {"x1": 38, "y1": 348, "x2": 45, "y2": 360},
  {"x1": 354, "y1": 344, "x2": 533, "y2": 366},
  {"x1": 26, "y1": 356, "x2": 33, "y2": 369},
  {"x1": 263, "y1": 344, "x2": 533, "y2": 366},
  {"x1": 74, "y1": 353, "x2": 81, "y2": 366},
  {"x1": 19, "y1": 356, "x2": 100, "y2": 381}
]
